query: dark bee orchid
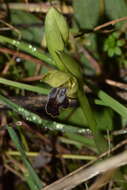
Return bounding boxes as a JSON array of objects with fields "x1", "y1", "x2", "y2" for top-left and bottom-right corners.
[
  {"x1": 45, "y1": 87, "x2": 69, "y2": 117},
  {"x1": 42, "y1": 70, "x2": 78, "y2": 98}
]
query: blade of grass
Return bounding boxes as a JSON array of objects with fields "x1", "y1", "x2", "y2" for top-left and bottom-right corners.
[
  {"x1": 66, "y1": 133, "x2": 97, "y2": 151},
  {"x1": 7, "y1": 126, "x2": 43, "y2": 190},
  {"x1": 0, "y1": 77, "x2": 50, "y2": 95},
  {"x1": 96, "y1": 90, "x2": 127, "y2": 118},
  {"x1": 0, "y1": 35, "x2": 54, "y2": 66},
  {"x1": 0, "y1": 93, "x2": 91, "y2": 134}
]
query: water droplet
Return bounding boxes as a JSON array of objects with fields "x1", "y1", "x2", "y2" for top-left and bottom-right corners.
[
  {"x1": 25, "y1": 117, "x2": 30, "y2": 121},
  {"x1": 32, "y1": 116, "x2": 36, "y2": 121},
  {"x1": 29, "y1": 44, "x2": 32, "y2": 49},
  {"x1": 12, "y1": 40, "x2": 16, "y2": 45},
  {"x1": 78, "y1": 128, "x2": 92, "y2": 135},
  {"x1": 17, "y1": 107, "x2": 25, "y2": 113},
  {"x1": 55, "y1": 124, "x2": 64, "y2": 129},
  {"x1": 32, "y1": 47, "x2": 37, "y2": 52},
  {"x1": 15, "y1": 57, "x2": 22, "y2": 63}
]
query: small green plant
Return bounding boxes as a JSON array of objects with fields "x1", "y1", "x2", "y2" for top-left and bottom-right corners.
[
  {"x1": 44, "y1": 7, "x2": 108, "y2": 153},
  {"x1": 104, "y1": 32, "x2": 125, "y2": 57}
]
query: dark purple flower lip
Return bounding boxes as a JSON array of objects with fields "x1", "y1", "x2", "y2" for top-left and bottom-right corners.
[{"x1": 45, "y1": 87, "x2": 69, "y2": 117}]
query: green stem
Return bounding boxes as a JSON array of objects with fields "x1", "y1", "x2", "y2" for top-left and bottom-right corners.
[{"x1": 78, "y1": 86, "x2": 108, "y2": 153}]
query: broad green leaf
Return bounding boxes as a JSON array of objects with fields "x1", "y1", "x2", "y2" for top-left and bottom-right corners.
[
  {"x1": 94, "y1": 108, "x2": 113, "y2": 131},
  {"x1": 59, "y1": 107, "x2": 88, "y2": 127},
  {"x1": 45, "y1": 7, "x2": 70, "y2": 71},
  {"x1": 73, "y1": 0, "x2": 100, "y2": 29},
  {"x1": 105, "y1": 0, "x2": 127, "y2": 28},
  {"x1": 11, "y1": 10, "x2": 43, "y2": 44},
  {"x1": 45, "y1": 7, "x2": 68, "y2": 51}
]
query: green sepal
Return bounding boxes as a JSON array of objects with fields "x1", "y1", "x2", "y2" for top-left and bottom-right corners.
[
  {"x1": 57, "y1": 51, "x2": 83, "y2": 80},
  {"x1": 43, "y1": 70, "x2": 78, "y2": 98}
]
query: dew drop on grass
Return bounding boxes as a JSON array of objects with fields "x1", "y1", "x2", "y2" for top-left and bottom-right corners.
[
  {"x1": 78, "y1": 128, "x2": 92, "y2": 135},
  {"x1": 52, "y1": 122, "x2": 65, "y2": 132},
  {"x1": 12, "y1": 40, "x2": 20, "y2": 45},
  {"x1": 12, "y1": 40, "x2": 17, "y2": 45},
  {"x1": 17, "y1": 107, "x2": 43, "y2": 125},
  {"x1": 29, "y1": 44, "x2": 32, "y2": 49},
  {"x1": 32, "y1": 47, "x2": 37, "y2": 52},
  {"x1": 28, "y1": 45, "x2": 37, "y2": 52}
]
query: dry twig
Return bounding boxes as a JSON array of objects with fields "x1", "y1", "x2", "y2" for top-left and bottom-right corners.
[
  {"x1": 0, "y1": 47, "x2": 47, "y2": 66},
  {"x1": 0, "y1": 3, "x2": 73, "y2": 14},
  {"x1": 43, "y1": 151, "x2": 127, "y2": 190},
  {"x1": 94, "y1": 16, "x2": 127, "y2": 31},
  {"x1": 89, "y1": 169, "x2": 115, "y2": 190}
]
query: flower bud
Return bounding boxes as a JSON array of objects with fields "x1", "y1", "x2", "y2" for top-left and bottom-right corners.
[{"x1": 45, "y1": 7, "x2": 69, "y2": 55}]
